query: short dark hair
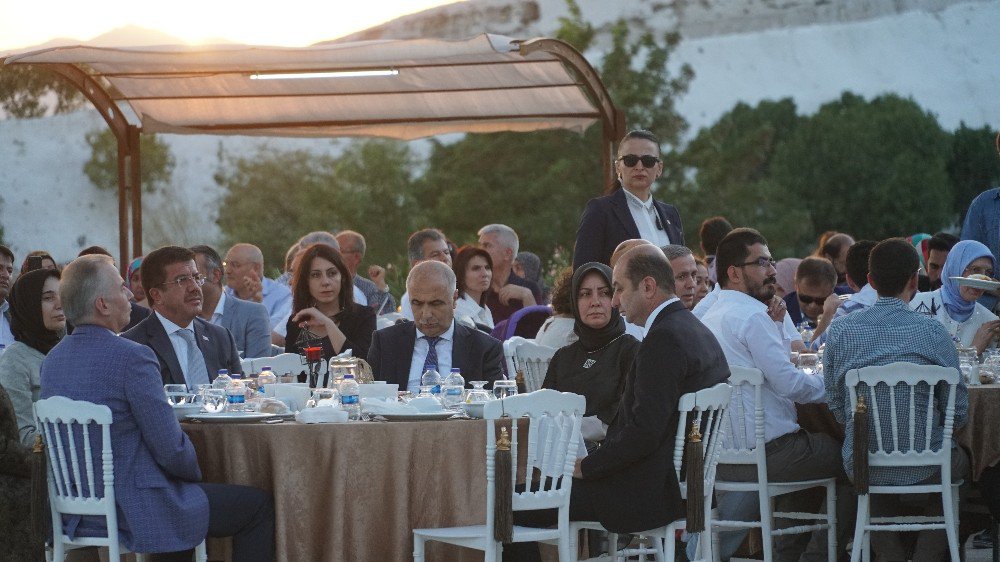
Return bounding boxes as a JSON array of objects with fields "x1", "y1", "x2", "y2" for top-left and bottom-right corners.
[
  {"x1": 141, "y1": 246, "x2": 196, "y2": 297},
  {"x1": 868, "y1": 238, "x2": 919, "y2": 297},
  {"x1": 927, "y1": 232, "x2": 959, "y2": 253},
  {"x1": 190, "y1": 245, "x2": 223, "y2": 283},
  {"x1": 548, "y1": 266, "x2": 575, "y2": 316},
  {"x1": 78, "y1": 246, "x2": 112, "y2": 258},
  {"x1": 624, "y1": 250, "x2": 675, "y2": 294},
  {"x1": 0, "y1": 245, "x2": 12, "y2": 263},
  {"x1": 699, "y1": 216, "x2": 733, "y2": 256},
  {"x1": 845, "y1": 240, "x2": 877, "y2": 288},
  {"x1": 290, "y1": 243, "x2": 354, "y2": 314},
  {"x1": 820, "y1": 233, "x2": 854, "y2": 261},
  {"x1": 407, "y1": 229, "x2": 447, "y2": 264},
  {"x1": 795, "y1": 257, "x2": 837, "y2": 287},
  {"x1": 451, "y1": 245, "x2": 493, "y2": 304},
  {"x1": 715, "y1": 228, "x2": 768, "y2": 288}
]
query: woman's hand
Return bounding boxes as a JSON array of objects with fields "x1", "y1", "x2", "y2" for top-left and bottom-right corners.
[
  {"x1": 971, "y1": 319, "x2": 1000, "y2": 354},
  {"x1": 292, "y1": 308, "x2": 347, "y2": 352}
]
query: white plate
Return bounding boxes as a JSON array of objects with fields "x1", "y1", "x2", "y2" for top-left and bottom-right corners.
[
  {"x1": 950, "y1": 276, "x2": 1000, "y2": 291},
  {"x1": 185, "y1": 412, "x2": 277, "y2": 423},
  {"x1": 376, "y1": 412, "x2": 457, "y2": 421}
]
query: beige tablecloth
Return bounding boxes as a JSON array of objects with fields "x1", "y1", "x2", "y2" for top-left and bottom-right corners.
[
  {"x1": 957, "y1": 384, "x2": 1000, "y2": 481},
  {"x1": 184, "y1": 418, "x2": 490, "y2": 561}
]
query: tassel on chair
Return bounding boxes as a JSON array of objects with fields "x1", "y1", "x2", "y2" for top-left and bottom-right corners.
[
  {"x1": 853, "y1": 394, "x2": 870, "y2": 495},
  {"x1": 685, "y1": 418, "x2": 705, "y2": 533},
  {"x1": 30, "y1": 435, "x2": 48, "y2": 561},
  {"x1": 494, "y1": 422, "x2": 514, "y2": 544}
]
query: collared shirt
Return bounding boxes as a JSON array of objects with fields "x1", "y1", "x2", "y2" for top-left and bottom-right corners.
[
  {"x1": 407, "y1": 320, "x2": 455, "y2": 391},
  {"x1": 641, "y1": 297, "x2": 679, "y2": 338},
  {"x1": 622, "y1": 189, "x2": 670, "y2": 248},
  {"x1": 813, "y1": 283, "x2": 880, "y2": 349},
  {"x1": 823, "y1": 297, "x2": 967, "y2": 485},
  {"x1": 353, "y1": 284, "x2": 367, "y2": 306},
  {"x1": 227, "y1": 277, "x2": 292, "y2": 332},
  {"x1": 454, "y1": 294, "x2": 494, "y2": 329},
  {"x1": 701, "y1": 290, "x2": 825, "y2": 443},
  {"x1": 0, "y1": 300, "x2": 13, "y2": 352},
  {"x1": 355, "y1": 275, "x2": 396, "y2": 315},
  {"x1": 694, "y1": 284, "x2": 800, "y2": 346},
  {"x1": 155, "y1": 311, "x2": 204, "y2": 386},
  {"x1": 208, "y1": 291, "x2": 227, "y2": 326}
]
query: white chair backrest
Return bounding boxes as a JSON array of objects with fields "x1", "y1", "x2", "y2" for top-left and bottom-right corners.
[
  {"x1": 34, "y1": 397, "x2": 118, "y2": 534},
  {"x1": 845, "y1": 362, "x2": 960, "y2": 470},
  {"x1": 481, "y1": 389, "x2": 584, "y2": 522},
  {"x1": 240, "y1": 357, "x2": 257, "y2": 376},
  {"x1": 673, "y1": 383, "x2": 732, "y2": 500},
  {"x1": 262, "y1": 353, "x2": 308, "y2": 380},
  {"x1": 719, "y1": 365, "x2": 768, "y2": 478},
  {"x1": 503, "y1": 336, "x2": 528, "y2": 380},
  {"x1": 513, "y1": 340, "x2": 557, "y2": 392}
]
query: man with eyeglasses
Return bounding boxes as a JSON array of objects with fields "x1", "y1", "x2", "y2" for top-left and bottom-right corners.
[
  {"x1": 700, "y1": 228, "x2": 850, "y2": 561},
  {"x1": 783, "y1": 256, "x2": 841, "y2": 328},
  {"x1": 572, "y1": 129, "x2": 684, "y2": 269},
  {"x1": 123, "y1": 246, "x2": 242, "y2": 386},
  {"x1": 335, "y1": 230, "x2": 396, "y2": 315},
  {"x1": 400, "y1": 228, "x2": 454, "y2": 321}
]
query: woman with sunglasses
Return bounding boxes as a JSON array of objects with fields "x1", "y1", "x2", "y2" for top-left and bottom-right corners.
[
  {"x1": 572, "y1": 129, "x2": 685, "y2": 268},
  {"x1": 910, "y1": 239, "x2": 1000, "y2": 354},
  {"x1": 285, "y1": 244, "x2": 376, "y2": 361}
]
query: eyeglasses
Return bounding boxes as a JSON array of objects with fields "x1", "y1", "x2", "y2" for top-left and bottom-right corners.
[
  {"x1": 734, "y1": 257, "x2": 777, "y2": 269},
  {"x1": 798, "y1": 294, "x2": 830, "y2": 306},
  {"x1": 617, "y1": 154, "x2": 661, "y2": 168},
  {"x1": 964, "y1": 265, "x2": 995, "y2": 278},
  {"x1": 158, "y1": 274, "x2": 207, "y2": 289}
]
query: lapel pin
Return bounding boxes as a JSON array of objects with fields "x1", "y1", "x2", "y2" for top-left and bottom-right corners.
[{"x1": 202, "y1": 335, "x2": 209, "y2": 341}]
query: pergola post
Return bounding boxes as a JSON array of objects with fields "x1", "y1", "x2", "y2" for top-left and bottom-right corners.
[{"x1": 128, "y1": 125, "x2": 142, "y2": 260}]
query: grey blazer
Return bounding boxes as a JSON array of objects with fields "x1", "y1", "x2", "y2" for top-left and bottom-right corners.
[
  {"x1": 121, "y1": 313, "x2": 242, "y2": 385},
  {"x1": 220, "y1": 295, "x2": 272, "y2": 359}
]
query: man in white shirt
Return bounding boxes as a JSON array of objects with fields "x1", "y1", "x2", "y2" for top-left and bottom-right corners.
[
  {"x1": 700, "y1": 227, "x2": 849, "y2": 561},
  {"x1": 0, "y1": 245, "x2": 14, "y2": 352}
]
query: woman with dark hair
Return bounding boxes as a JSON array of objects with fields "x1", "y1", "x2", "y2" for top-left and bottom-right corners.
[
  {"x1": 284, "y1": 244, "x2": 376, "y2": 361},
  {"x1": 541, "y1": 262, "x2": 639, "y2": 445},
  {"x1": 0, "y1": 268, "x2": 65, "y2": 446},
  {"x1": 534, "y1": 267, "x2": 577, "y2": 349},
  {"x1": 452, "y1": 245, "x2": 495, "y2": 330},
  {"x1": 20, "y1": 251, "x2": 57, "y2": 273}
]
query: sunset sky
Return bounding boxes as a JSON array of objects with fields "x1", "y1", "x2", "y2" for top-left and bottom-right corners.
[{"x1": 0, "y1": 0, "x2": 458, "y2": 50}]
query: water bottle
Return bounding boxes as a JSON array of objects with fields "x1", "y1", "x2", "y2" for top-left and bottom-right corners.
[
  {"x1": 442, "y1": 367, "x2": 465, "y2": 409},
  {"x1": 213, "y1": 369, "x2": 232, "y2": 390},
  {"x1": 420, "y1": 365, "x2": 442, "y2": 396},
  {"x1": 257, "y1": 366, "x2": 277, "y2": 395},
  {"x1": 339, "y1": 374, "x2": 360, "y2": 420},
  {"x1": 226, "y1": 373, "x2": 247, "y2": 411}
]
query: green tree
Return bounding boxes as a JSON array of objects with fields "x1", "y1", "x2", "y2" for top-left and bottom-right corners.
[
  {"x1": 0, "y1": 65, "x2": 83, "y2": 118},
  {"x1": 83, "y1": 129, "x2": 176, "y2": 193},
  {"x1": 948, "y1": 123, "x2": 1000, "y2": 223}
]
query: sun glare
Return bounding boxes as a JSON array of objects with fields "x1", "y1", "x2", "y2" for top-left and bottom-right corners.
[{"x1": 0, "y1": 0, "x2": 458, "y2": 51}]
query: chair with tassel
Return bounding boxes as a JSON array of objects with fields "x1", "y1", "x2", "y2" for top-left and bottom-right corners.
[
  {"x1": 845, "y1": 362, "x2": 962, "y2": 562},
  {"x1": 570, "y1": 382, "x2": 733, "y2": 561},
  {"x1": 412, "y1": 389, "x2": 585, "y2": 561}
]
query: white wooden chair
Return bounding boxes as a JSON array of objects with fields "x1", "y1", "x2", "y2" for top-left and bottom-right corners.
[
  {"x1": 845, "y1": 362, "x2": 963, "y2": 562},
  {"x1": 239, "y1": 357, "x2": 256, "y2": 376},
  {"x1": 35, "y1": 396, "x2": 206, "y2": 561},
  {"x1": 570, "y1": 382, "x2": 733, "y2": 562},
  {"x1": 711, "y1": 365, "x2": 837, "y2": 562},
  {"x1": 513, "y1": 340, "x2": 558, "y2": 393},
  {"x1": 260, "y1": 352, "x2": 308, "y2": 380},
  {"x1": 502, "y1": 336, "x2": 528, "y2": 381},
  {"x1": 412, "y1": 389, "x2": 585, "y2": 561}
]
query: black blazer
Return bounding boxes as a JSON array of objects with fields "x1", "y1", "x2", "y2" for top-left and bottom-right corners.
[
  {"x1": 572, "y1": 187, "x2": 684, "y2": 269},
  {"x1": 367, "y1": 321, "x2": 503, "y2": 391},
  {"x1": 284, "y1": 302, "x2": 376, "y2": 361},
  {"x1": 121, "y1": 313, "x2": 243, "y2": 385},
  {"x1": 578, "y1": 300, "x2": 730, "y2": 533}
]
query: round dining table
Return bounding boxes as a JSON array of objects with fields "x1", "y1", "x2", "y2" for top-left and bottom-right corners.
[{"x1": 956, "y1": 384, "x2": 1000, "y2": 482}]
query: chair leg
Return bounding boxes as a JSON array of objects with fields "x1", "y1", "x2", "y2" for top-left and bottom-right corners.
[
  {"x1": 760, "y1": 495, "x2": 775, "y2": 562},
  {"x1": 850, "y1": 494, "x2": 869, "y2": 562},
  {"x1": 413, "y1": 534, "x2": 425, "y2": 562},
  {"x1": 993, "y1": 516, "x2": 999, "y2": 562},
  {"x1": 826, "y1": 481, "x2": 838, "y2": 562},
  {"x1": 194, "y1": 541, "x2": 207, "y2": 562},
  {"x1": 942, "y1": 484, "x2": 961, "y2": 561}
]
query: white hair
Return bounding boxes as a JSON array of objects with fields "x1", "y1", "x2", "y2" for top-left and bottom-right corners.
[{"x1": 477, "y1": 224, "x2": 519, "y2": 255}]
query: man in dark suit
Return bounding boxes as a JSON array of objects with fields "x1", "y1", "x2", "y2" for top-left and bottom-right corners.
[
  {"x1": 122, "y1": 246, "x2": 242, "y2": 386},
  {"x1": 369, "y1": 260, "x2": 502, "y2": 390},
  {"x1": 40, "y1": 254, "x2": 274, "y2": 561},
  {"x1": 572, "y1": 130, "x2": 684, "y2": 269},
  {"x1": 505, "y1": 245, "x2": 730, "y2": 561}
]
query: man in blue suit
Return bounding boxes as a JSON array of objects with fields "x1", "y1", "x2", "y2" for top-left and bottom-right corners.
[
  {"x1": 40, "y1": 254, "x2": 274, "y2": 561},
  {"x1": 122, "y1": 246, "x2": 243, "y2": 386},
  {"x1": 191, "y1": 245, "x2": 273, "y2": 359},
  {"x1": 572, "y1": 130, "x2": 684, "y2": 269},
  {"x1": 369, "y1": 260, "x2": 503, "y2": 390}
]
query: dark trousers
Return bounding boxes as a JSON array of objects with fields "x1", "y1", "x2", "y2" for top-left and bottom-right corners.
[
  {"x1": 150, "y1": 483, "x2": 274, "y2": 562},
  {"x1": 501, "y1": 481, "x2": 598, "y2": 562}
]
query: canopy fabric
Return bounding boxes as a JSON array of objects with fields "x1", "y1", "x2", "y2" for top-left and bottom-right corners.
[{"x1": 2, "y1": 34, "x2": 605, "y2": 139}]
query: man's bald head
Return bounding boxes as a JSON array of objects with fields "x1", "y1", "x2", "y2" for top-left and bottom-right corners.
[
  {"x1": 224, "y1": 243, "x2": 265, "y2": 293},
  {"x1": 226, "y1": 243, "x2": 263, "y2": 266},
  {"x1": 609, "y1": 239, "x2": 654, "y2": 268},
  {"x1": 611, "y1": 245, "x2": 675, "y2": 326},
  {"x1": 406, "y1": 260, "x2": 456, "y2": 295}
]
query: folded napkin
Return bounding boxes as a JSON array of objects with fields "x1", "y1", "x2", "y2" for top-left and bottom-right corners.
[
  {"x1": 361, "y1": 398, "x2": 419, "y2": 415},
  {"x1": 295, "y1": 407, "x2": 349, "y2": 424}
]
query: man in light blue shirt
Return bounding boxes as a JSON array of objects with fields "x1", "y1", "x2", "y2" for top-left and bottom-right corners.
[
  {"x1": 223, "y1": 243, "x2": 292, "y2": 342},
  {"x1": 0, "y1": 245, "x2": 15, "y2": 352},
  {"x1": 961, "y1": 186, "x2": 1000, "y2": 311}
]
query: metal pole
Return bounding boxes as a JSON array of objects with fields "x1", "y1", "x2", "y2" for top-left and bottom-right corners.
[{"x1": 128, "y1": 125, "x2": 142, "y2": 258}]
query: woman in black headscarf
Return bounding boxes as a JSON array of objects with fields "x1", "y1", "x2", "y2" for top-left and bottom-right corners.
[
  {"x1": 0, "y1": 268, "x2": 65, "y2": 446},
  {"x1": 541, "y1": 262, "x2": 639, "y2": 444}
]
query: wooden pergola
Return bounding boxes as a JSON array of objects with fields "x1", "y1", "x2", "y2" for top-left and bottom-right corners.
[{"x1": 2, "y1": 34, "x2": 624, "y2": 268}]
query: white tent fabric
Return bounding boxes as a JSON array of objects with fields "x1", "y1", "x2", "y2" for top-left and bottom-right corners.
[{"x1": 2, "y1": 34, "x2": 603, "y2": 139}]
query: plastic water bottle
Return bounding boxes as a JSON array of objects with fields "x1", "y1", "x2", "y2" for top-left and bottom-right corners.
[
  {"x1": 442, "y1": 367, "x2": 465, "y2": 409},
  {"x1": 420, "y1": 365, "x2": 442, "y2": 396},
  {"x1": 212, "y1": 369, "x2": 232, "y2": 390},
  {"x1": 226, "y1": 374, "x2": 247, "y2": 411},
  {"x1": 339, "y1": 374, "x2": 360, "y2": 420},
  {"x1": 257, "y1": 366, "x2": 277, "y2": 395}
]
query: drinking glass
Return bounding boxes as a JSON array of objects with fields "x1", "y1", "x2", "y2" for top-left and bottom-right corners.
[
  {"x1": 306, "y1": 388, "x2": 338, "y2": 408},
  {"x1": 958, "y1": 347, "x2": 980, "y2": 385},
  {"x1": 190, "y1": 384, "x2": 213, "y2": 405},
  {"x1": 797, "y1": 353, "x2": 819, "y2": 376},
  {"x1": 493, "y1": 379, "x2": 518, "y2": 400},
  {"x1": 984, "y1": 351, "x2": 1000, "y2": 384},
  {"x1": 202, "y1": 389, "x2": 227, "y2": 413},
  {"x1": 466, "y1": 381, "x2": 492, "y2": 404},
  {"x1": 163, "y1": 384, "x2": 190, "y2": 405}
]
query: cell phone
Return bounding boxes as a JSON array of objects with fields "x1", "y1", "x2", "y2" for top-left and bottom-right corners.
[{"x1": 26, "y1": 255, "x2": 44, "y2": 271}]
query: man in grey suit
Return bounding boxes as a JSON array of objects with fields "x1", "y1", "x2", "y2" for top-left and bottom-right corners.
[
  {"x1": 122, "y1": 246, "x2": 242, "y2": 386},
  {"x1": 191, "y1": 245, "x2": 272, "y2": 359}
]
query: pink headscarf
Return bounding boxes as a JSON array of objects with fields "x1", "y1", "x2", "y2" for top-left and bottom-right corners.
[{"x1": 775, "y1": 258, "x2": 801, "y2": 296}]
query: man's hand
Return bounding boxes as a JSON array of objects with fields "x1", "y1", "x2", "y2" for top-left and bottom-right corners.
[
  {"x1": 766, "y1": 296, "x2": 786, "y2": 322},
  {"x1": 498, "y1": 285, "x2": 536, "y2": 306},
  {"x1": 240, "y1": 271, "x2": 263, "y2": 303},
  {"x1": 822, "y1": 294, "x2": 842, "y2": 318},
  {"x1": 573, "y1": 457, "x2": 585, "y2": 479},
  {"x1": 368, "y1": 265, "x2": 388, "y2": 291}
]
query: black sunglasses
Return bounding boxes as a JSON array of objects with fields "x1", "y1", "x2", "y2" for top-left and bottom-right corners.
[
  {"x1": 618, "y1": 154, "x2": 661, "y2": 168},
  {"x1": 798, "y1": 294, "x2": 830, "y2": 305}
]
